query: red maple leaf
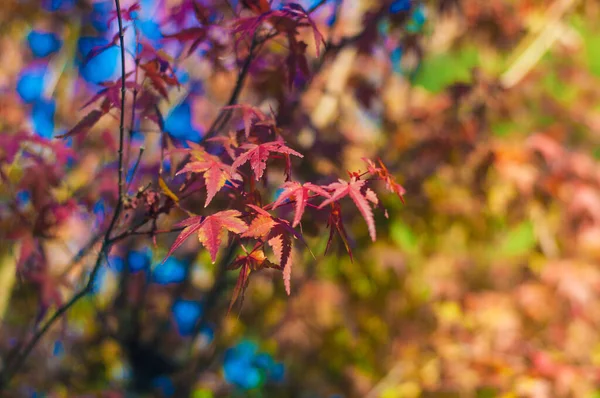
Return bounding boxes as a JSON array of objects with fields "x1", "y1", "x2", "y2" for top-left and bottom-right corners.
[
  {"x1": 228, "y1": 244, "x2": 279, "y2": 312},
  {"x1": 268, "y1": 230, "x2": 293, "y2": 294},
  {"x1": 242, "y1": 204, "x2": 306, "y2": 295},
  {"x1": 364, "y1": 158, "x2": 406, "y2": 203},
  {"x1": 286, "y1": 37, "x2": 310, "y2": 88},
  {"x1": 270, "y1": 181, "x2": 331, "y2": 227},
  {"x1": 241, "y1": 213, "x2": 276, "y2": 238},
  {"x1": 56, "y1": 109, "x2": 106, "y2": 139},
  {"x1": 223, "y1": 104, "x2": 268, "y2": 138},
  {"x1": 241, "y1": 0, "x2": 271, "y2": 14},
  {"x1": 318, "y1": 177, "x2": 378, "y2": 241},
  {"x1": 163, "y1": 27, "x2": 207, "y2": 56},
  {"x1": 140, "y1": 58, "x2": 179, "y2": 99},
  {"x1": 232, "y1": 4, "x2": 324, "y2": 58},
  {"x1": 231, "y1": 140, "x2": 303, "y2": 181},
  {"x1": 206, "y1": 131, "x2": 238, "y2": 159},
  {"x1": 83, "y1": 29, "x2": 128, "y2": 66},
  {"x1": 283, "y1": 3, "x2": 325, "y2": 56},
  {"x1": 324, "y1": 201, "x2": 353, "y2": 261},
  {"x1": 108, "y1": 2, "x2": 140, "y2": 24},
  {"x1": 80, "y1": 73, "x2": 136, "y2": 111},
  {"x1": 165, "y1": 210, "x2": 248, "y2": 263},
  {"x1": 176, "y1": 146, "x2": 242, "y2": 207}
]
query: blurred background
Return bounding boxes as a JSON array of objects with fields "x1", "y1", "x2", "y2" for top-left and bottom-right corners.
[{"x1": 3, "y1": 0, "x2": 600, "y2": 397}]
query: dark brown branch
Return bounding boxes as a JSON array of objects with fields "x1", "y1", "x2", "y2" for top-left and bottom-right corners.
[
  {"x1": 125, "y1": 146, "x2": 145, "y2": 193},
  {"x1": 115, "y1": 0, "x2": 127, "y2": 201},
  {"x1": 202, "y1": 34, "x2": 260, "y2": 142}
]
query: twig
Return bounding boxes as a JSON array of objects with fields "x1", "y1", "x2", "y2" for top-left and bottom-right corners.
[
  {"x1": 125, "y1": 146, "x2": 145, "y2": 193},
  {"x1": 364, "y1": 362, "x2": 403, "y2": 398},
  {"x1": 115, "y1": 0, "x2": 127, "y2": 201},
  {"x1": 58, "y1": 231, "x2": 104, "y2": 279},
  {"x1": 202, "y1": 34, "x2": 260, "y2": 142},
  {"x1": 500, "y1": 0, "x2": 580, "y2": 88},
  {"x1": 308, "y1": 0, "x2": 328, "y2": 14},
  {"x1": 173, "y1": 33, "x2": 260, "y2": 174},
  {"x1": 125, "y1": 22, "x2": 141, "y2": 169}
]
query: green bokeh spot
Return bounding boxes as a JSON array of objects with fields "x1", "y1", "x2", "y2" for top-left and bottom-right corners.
[
  {"x1": 390, "y1": 220, "x2": 418, "y2": 253},
  {"x1": 499, "y1": 220, "x2": 536, "y2": 257},
  {"x1": 412, "y1": 46, "x2": 479, "y2": 93}
]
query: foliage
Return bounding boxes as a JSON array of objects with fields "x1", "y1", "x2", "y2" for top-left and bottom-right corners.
[
  {"x1": 0, "y1": 0, "x2": 405, "y2": 395},
  {"x1": 4, "y1": 0, "x2": 600, "y2": 397}
]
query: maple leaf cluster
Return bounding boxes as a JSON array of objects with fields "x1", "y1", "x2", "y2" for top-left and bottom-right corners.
[
  {"x1": 166, "y1": 107, "x2": 405, "y2": 307},
  {"x1": 0, "y1": 0, "x2": 423, "y2": 391},
  {"x1": 42, "y1": 0, "x2": 407, "y2": 309}
]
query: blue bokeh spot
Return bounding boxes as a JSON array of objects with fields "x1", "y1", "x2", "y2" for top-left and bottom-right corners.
[
  {"x1": 391, "y1": 47, "x2": 403, "y2": 74},
  {"x1": 52, "y1": 340, "x2": 65, "y2": 357},
  {"x1": 153, "y1": 257, "x2": 186, "y2": 284},
  {"x1": 16, "y1": 190, "x2": 31, "y2": 207},
  {"x1": 223, "y1": 340, "x2": 284, "y2": 389},
  {"x1": 90, "y1": 264, "x2": 108, "y2": 294},
  {"x1": 31, "y1": 98, "x2": 56, "y2": 138},
  {"x1": 172, "y1": 300, "x2": 203, "y2": 336},
  {"x1": 389, "y1": 0, "x2": 412, "y2": 14},
  {"x1": 42, "y1": 0, "x2": 74, "y2": 11},
  {"x1": 28, "y1": 31, "x2": 62, "y2": 58},
  {"x1": 139, "y1": 19, "x2": 163, "y2": 41},
  {"x1": 78, "y1": 37, "x2": 119, "y2": 83},
  {"x1": 16, "y1": 68, "x2": 46, "y2": 103},
  {"x1": 127, "y1": 247, "x2": 152, "y2": 272},
  {"x1": 89, "y1": 1, "x2": 112, "y2": 32},
  {"x1": 164, "y1": 101, "x2": 201, "y2": 142},
  {"x1": 152, "y1": 376, "x2": 175, "y2": 397}
]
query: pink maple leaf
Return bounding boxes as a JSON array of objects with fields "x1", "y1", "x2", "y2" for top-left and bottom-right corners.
[
  {"x1": 165, "y1": 210, "x2": 248, "y2": 263},
  {"x1": 231, "y1": 140, "x2": 303, "y2": 181},
  {"x1": 318, "y1": 178, "x2": 377, "y2": 241},
  {"x1": 270, "y1": 181, "x2": 331, "y2": 227},
  {"x1": 177, "y1": 147, "x2": 242, "y2": 207}
]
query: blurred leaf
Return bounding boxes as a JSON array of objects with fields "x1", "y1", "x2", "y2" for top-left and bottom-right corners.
[
  {"x1": 390, "y1": 220, "x2": 418, "y2": 254},
  {"x1": 192, "y1": 389, "x2": 214, "y2": 398},
  {"x1": 412, "y1": 46, "x2": 479, "y2": 93},
  {"x1": 499, "y1": 220, "x2": 536, "y2": 257},
  {"x1": 491, "y1": 120, "x2": 519, "y2": 137},
  {"x1": 541, "y1": 70, "x2": 578, "y2": 104},
  {"x1": 572, "y1": 17, "x2": 600, "y2": 77}
]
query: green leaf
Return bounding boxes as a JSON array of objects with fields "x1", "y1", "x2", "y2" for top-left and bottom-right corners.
[
  {"x1": 390, "y1": 220, "x2": 418, "y2": 254},
  {"x1": 412, "y1": 46, "x2": 479, "y2": 93},
  {"x1": 570, "y1": 16, "x2": 600, "y2": 77},
  {"x1": 499, "y1": 220, "x2": 536, "y2": 257},
  {"x1": 491, "y1": 120, "x2": 518, "y2": 137},
  {"x1": 192, "y1": 389, "x2": 214, "y2": 398}
]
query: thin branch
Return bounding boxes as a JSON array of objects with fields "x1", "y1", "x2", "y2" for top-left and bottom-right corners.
[
  {"x1": 173, "y1": 33, "x2": 260, "y2": 174},
  {"x1": 125, "y1": 22, "x2": 141, "y2": 169},
  {"x1": 202, "y1": 34, "x2": 260, "y2": 142},
  {"x1": 124, "y1": 226, "x2": 185, "y2": 238},
  {"x1": 129, "y1": 24, "x2": 141, "y2": 139},
  {"x1": 125, "y1": 146, "x2": 145, "y2": 193},
  {"x1": 58, "y1": 231, "x2": 104, "y2": 279},
  {"x1": 500, "y1": 0, "x2": 580, "y2": 88},
  {"x1": 308, "y1": 0, "x2": 328, "y2": 14},
  {"x1": 115, "y1": 0, "x2": 127, "y2": 201}
]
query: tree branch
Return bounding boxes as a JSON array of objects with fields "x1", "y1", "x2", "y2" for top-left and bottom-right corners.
[
  {"x1": 202, "y1": 33, "x2": 260, "y2": 142},
  {"x1": 0, "y1": 0, "x2": 129, "y2": 389}
]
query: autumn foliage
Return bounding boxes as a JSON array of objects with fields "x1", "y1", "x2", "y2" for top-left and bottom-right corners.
[
  {"x1": 0, "y1": 0, "x2": 407, "y2": 394},
  {"x1": 6, "y1": 0, "x2": 600, "y2": 397}
]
